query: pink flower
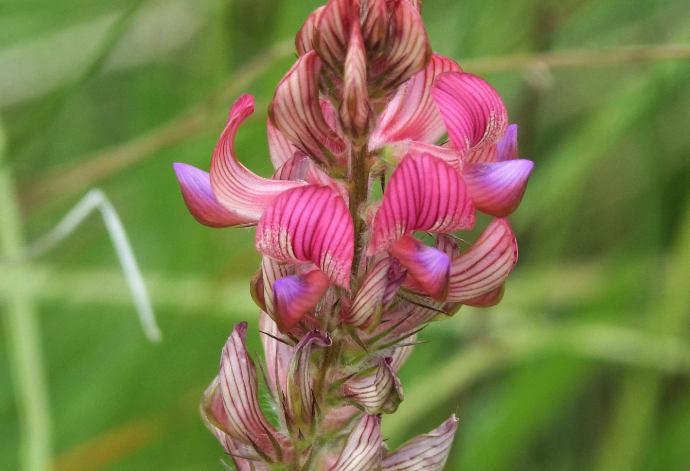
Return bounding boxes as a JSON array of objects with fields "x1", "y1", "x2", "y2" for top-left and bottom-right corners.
[{"x1": 177, "y1": 0, "x2": 532, "y2": 467}]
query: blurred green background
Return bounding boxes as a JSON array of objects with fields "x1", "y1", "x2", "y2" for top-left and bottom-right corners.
[{"x1": 1, "y1": 0, "x2": 690, "y2": 470}]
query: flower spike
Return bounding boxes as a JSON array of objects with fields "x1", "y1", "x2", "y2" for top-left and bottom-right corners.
[
  {"x1": 209, "y1": 94, "x2": 306, "y2": 222},
  {"x1": 255, "y1": 185, "x2": 354, "y2": 288},
  {"x1": 382, "y1": 415, "x2": 458, "y2": 471}
]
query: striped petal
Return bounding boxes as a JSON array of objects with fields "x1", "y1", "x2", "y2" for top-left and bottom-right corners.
[
  {"x1": 430, "y1": 72, "x2": 508, "y2": 159},
  {"x1": 404, "y1": 0, "x2": 422, "y2": 12},
  {"x1": 341, "y1": 256, "x2": 405, "y2": 332},
  {"x1": 382, "y1": 415, "x2": 458, "y2": 471},
  {"x1": 385, "y1": 332, "x2": 416, "y2": 372},
  {"x1": 330, "y1": 415, "x2": 383, "y2": 471},
  {"x1": 465, "y1": 144, "x2": 498, "y2": 164},
  {"x1": 497, "y1": 124, "x2": 518, "y2": 161},
  {"x1": 267, "y1": 118, "x2": 298, "y2": 169},
  {"x1": 340, "y1": 18, "x2": 373, "y2": 139},
  {"x1": 463, "y1": 284, "x2": 505, "y2": 307},
  {"x1": 391, "y1": 234, "x2": 450, "y2": 302},
  {"x1": 269, "y1": 52, "x2": 347, "y2": 166},
  {"x1": 462, "y1": 159, "x2": 534, "y2": 217},
  {"x1": 371, "y1": 0, "x2": 431, "y2": 91},
  {"x1": 173, "y1": 163, "x2": 252, "y2": 228},
  {"x1": 255, "y1": 185, "x2": 354, "y2": 288},
  {"x1": 447, "y1": 218, "x2": 518, "y2": 302},
  {"x1": 210, "y1": 94, "x2": 306, "y2": 220},
  {"x1": 360, "y1": 0, "x2": 387, "y2": 52},
  {"x1": 370, "y1": 154, "x2": 475, "y2": 254},
  {"x1": 315, "y1": 0, "x2": 356, "y2": 74},
  {"x1": 370, "y1": 54, "x2": 462, "y2": 150},
  {"x1": 201, "y1": 379, "x2": 266, "y2": 470},
  {"x1": 339, "y1": 358, "x2": 403, "y2": 414},
  {"x1": 259, "y1": 312, "x2": 293, "y2": 401},
  {"x1": 273, "y1": 151, "x2": 309, "y2": 181},
  {"x1": 219, "y1": 323, "x2": 292, "y2": 462},
  {"x1": 273, "y1": 269, "x2": 331, "y2": 333},
  {"x1": 287, "y1": 330, "x2": 332, "y2": 432},
  {"x1": 296, "y1": 6, "x2": 325, "y2": 56}
]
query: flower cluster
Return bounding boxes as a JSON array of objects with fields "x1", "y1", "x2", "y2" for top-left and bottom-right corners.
[{"x1": 174, "y1": 0, "x2": 533, "y2": 469}]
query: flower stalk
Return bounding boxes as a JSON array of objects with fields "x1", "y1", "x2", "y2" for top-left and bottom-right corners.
[{"x1": 174, "y1": 0, "x2": 534, "y2": 469}]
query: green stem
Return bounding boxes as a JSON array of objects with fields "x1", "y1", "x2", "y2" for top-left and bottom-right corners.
[
  {"x1": 348, "y1": 145, "x2": 370, "y2": 291},
  {"x1": 0, "y1": 118, "x2": 53, "y2": 471}
]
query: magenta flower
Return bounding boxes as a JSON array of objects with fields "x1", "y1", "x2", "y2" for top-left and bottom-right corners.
[{"x1": 179, "y1": 0, "x2": 533, "y2": 468}]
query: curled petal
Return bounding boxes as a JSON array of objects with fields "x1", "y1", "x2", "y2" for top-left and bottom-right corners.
[
  {"x1": 340, "y1": 19, "x2": 373, "y2": 139},
  {"x1": 315, "y1": 0, "x2": 356, "y2": 74},
  {"x1": 430, "y1": 72, "x2": 508, "y2": 158},
  {"x1": 259, "y1": 312, "x2": 293, "y2": 401},
  {"x1": 341, "y1": 257, "x2": 392, "y2": 331},
  {"x1": 256, "y1": 185, "x2": 354, "y2": 288},
  {"x1": 173, "y1": 163, "x2": 252, "y2": 228},
  {"x1": 210, "y1": 94, "x2": 306, "y2": 220},
  {"x1": 462, "y1": 159, "x2": 534, "y2": 217},
  {"x1": 268, "y1": 118, "x2": 298, "y2": 170},
  {"x1": 339, "y1": 359, "x2": 403, "y2": 414},
  {"x1": 274, "y1": 269, "x2": 331, "y2": 333},
  {"x1": 448, "y1": 218, "x2": 518, "y2": 302},
  {"x1": 360, "y1": 0, "x2": 387, "y2": 52},
  {"x1": 464, "y1": 284, "x2": 505, "y2": 307},
  {"x1": 296, "y1": 6, "x2": 325, "y2": 55},
  {"x1": 497, "y1": 124, "x2": 518, "y2": 161},
  {"x1": 219, "y1": 323, "x2": 292, "y2": 462},
  {"x1": 370, "y1": 154, "x2": 475, "y2": 254},
  {"x1": 370, "y1": 54, "x2": 462, "y2": 150},
  {"x1": 330, "y1": 415, "x2": 383, "y2": 471},
  {"x1": 382, "y1": 415, "x2": 458, "y2": 471},
  {"x1": 371, "y1": 0, "x2": 431, "y2": 91},
  {"x1": 269, "y1": 52, "x2": 346, "y2": 166},
  {"x1": 391, "y1": 234, "x2": 450, "y2": 302},
  {"x1": 287, "y1": 330, "x2": 332, "y2": 431}
]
